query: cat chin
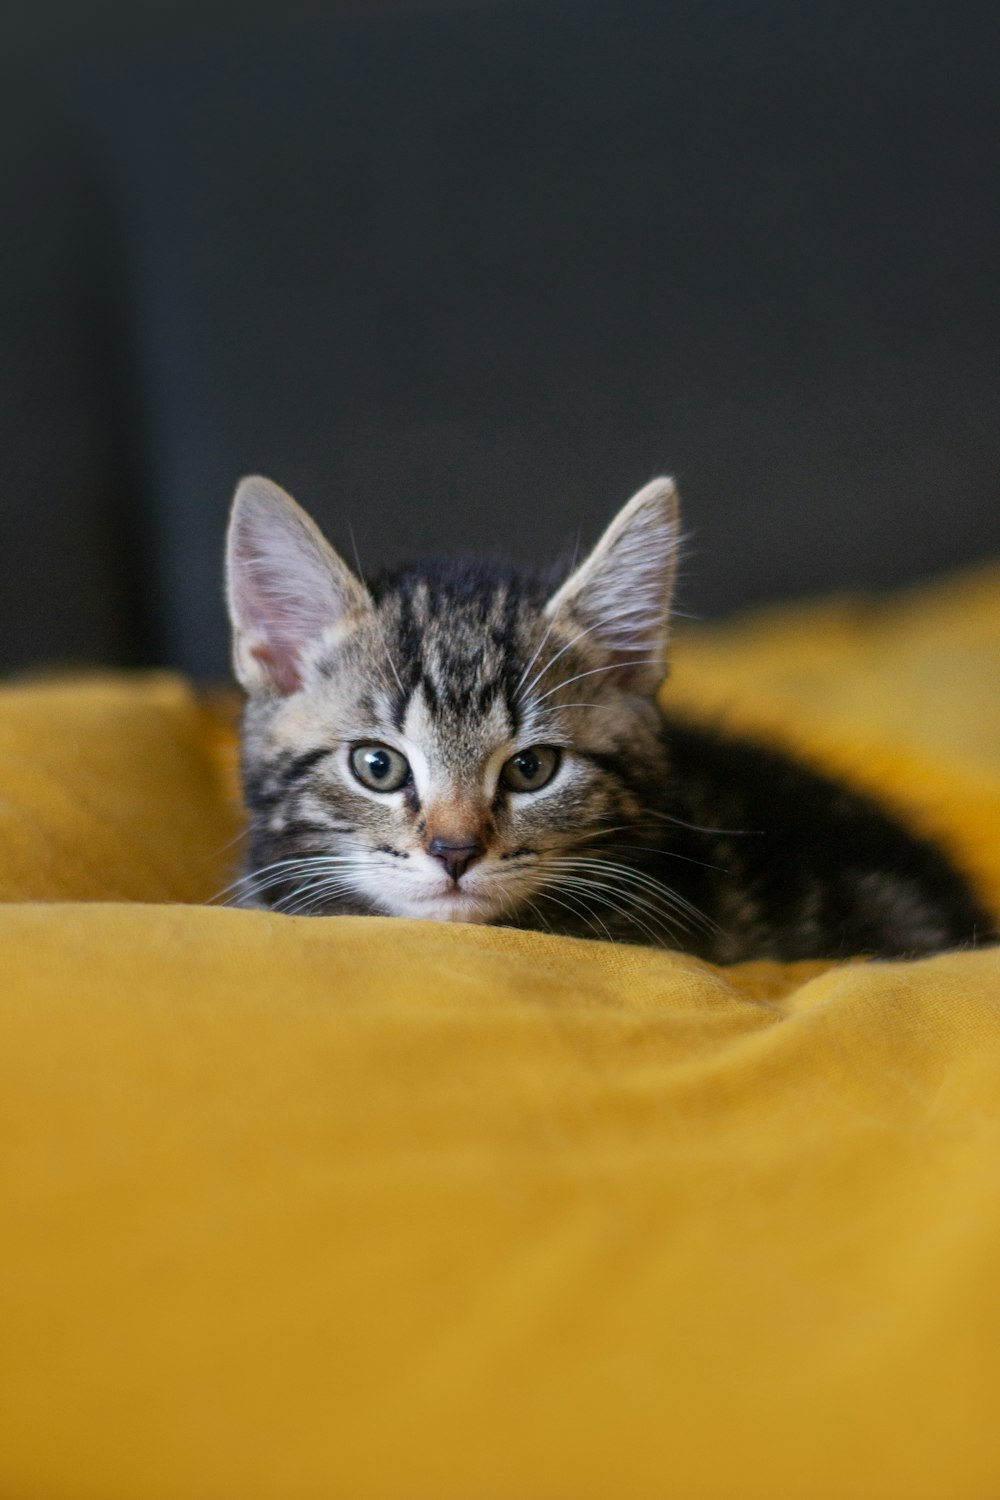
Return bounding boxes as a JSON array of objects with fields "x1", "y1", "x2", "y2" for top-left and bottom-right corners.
[{"x1": 374, "y1": 888, "x2": 499, "y2": 925}]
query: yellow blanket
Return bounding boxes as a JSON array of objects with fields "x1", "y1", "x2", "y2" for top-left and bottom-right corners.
[{"x1": 1, "y1": 565, "x2": 999, "y2": 1500}]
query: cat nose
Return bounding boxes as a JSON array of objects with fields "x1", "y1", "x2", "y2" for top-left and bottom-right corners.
[{"x1": 428, "y1": 838, "x2": 483, "y2": 882}]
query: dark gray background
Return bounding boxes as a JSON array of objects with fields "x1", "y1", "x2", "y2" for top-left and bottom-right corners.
[{"x1": 1, "y1": 0, "x2": 998, "y2": 679}]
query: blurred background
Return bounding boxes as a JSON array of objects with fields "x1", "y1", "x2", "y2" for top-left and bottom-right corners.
[{"x1": 1, "y1": 0, "x2": 997, "y2": 681}]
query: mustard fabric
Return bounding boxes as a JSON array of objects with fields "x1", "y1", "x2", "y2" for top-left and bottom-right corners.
[
  {"x1": 1, "y1": 566, "x2": 999, "y2": 1500},
  {"x1": 0, "y1": 672, "x2": 240, "y2": 903}
]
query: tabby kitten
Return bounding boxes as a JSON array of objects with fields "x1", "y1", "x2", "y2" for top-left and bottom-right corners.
[{"x1": 225, "y1": 475, "x2": 993, "y2": 961}]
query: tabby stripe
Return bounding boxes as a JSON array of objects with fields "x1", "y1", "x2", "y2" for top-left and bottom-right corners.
[
  {"x1": 420, "y1": 670, "x2": 440, "y2": 715},
  {"x1": 273, "y1": 818, "x2": 350, "y2": 841},
  {"x1": 280, "y1": 748, "x2": 332, "y2": 784}
]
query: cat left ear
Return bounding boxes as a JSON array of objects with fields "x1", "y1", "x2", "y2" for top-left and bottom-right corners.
[
  {"x1": 544, "y1": 478, "x2": 682, "y2": 692},
  {"x1": 226, "y1": 475, "x2": 371, "y2": 696}
]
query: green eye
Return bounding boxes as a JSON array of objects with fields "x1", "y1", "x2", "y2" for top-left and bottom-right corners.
[
  {"x1": 350, "y1": 744, "x2": 411, "y2": 793},
  {"x1": 501, "y1": 745, "x2": 561, "y2": 793}
]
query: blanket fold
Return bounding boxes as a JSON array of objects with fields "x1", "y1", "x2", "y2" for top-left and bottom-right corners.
[{"x1": 1, "y1": 563, "x2": 999, "y2": 1500}]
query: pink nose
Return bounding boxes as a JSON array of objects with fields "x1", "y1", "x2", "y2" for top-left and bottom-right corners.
[{"x1": 428, "y1": 839, "x2": 483, "y2": 882}]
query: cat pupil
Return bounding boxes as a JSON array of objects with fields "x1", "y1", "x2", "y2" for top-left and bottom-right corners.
[
  {"x1": 350, "y1": 744, "x2": 410, "y2": 792},
  {"x1": 501, "y1": 745, "x2": 559, "y2": 792}
]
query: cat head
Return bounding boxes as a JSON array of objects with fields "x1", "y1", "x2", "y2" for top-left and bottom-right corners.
[{"x1": 226, "y1": 475, "x2": 681, "y2": 928}]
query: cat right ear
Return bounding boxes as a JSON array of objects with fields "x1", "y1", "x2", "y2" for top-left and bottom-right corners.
[
  {"x1": 544, "y1": 478, "x2": 682, "y2": 692},
  {"x1": 225, "y1": 475, "x2": 371, "y2": 696}
]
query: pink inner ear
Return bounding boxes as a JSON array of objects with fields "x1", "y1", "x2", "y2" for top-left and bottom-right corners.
[
  {"x1": 249, "y1": 638, "x2": 302, "y2": 696},
  {"x1": 231, "y1": 520, "x2": 343, "y2": 694}
]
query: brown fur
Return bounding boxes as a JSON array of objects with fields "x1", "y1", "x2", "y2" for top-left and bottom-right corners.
[{"x1": 224, "y1": 476, "x2": 994, "y2": 958}]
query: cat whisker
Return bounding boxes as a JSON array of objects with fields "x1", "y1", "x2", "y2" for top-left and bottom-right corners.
[
  {"x1": 270, "y1": 861, "x2": 380, "y2": 915},
  {"x1": 213, "y1": 853, "x2": 366, "y2": 894},
  {"x1": 379, "y1": 639, "x2": 406, "y2": 700},
  {"x1": 347, "y1": 518, "x2": 407, "y2": 699},
  {"x1": 534, "y1": 702, "x2": 604, "y2": 712},
  {"x1": 511, "y1": 613, "x2": 560, "y2": 704},
  {"x1": 638, "y1": 807, "x2": 764, "y2": 837},
  {"x1": 552, "y1": 874, "x2": 673, "y2": 946},
  {"x1": 553, "y1": 865, "x2": 685, "y2": 928},
  {"x1": 520, "y1": 897, "x2": 555, "y2": 937},
  {"x1": 207, "y1": 827, "x2": 250, "y2": 862},
  {"x1": 515, "y1": 618, "x2": 601, "y2": 705},
  {"x1": 284, "y1": 877, "x2": 364, "y2": 913},
  {"x1": 577, "y1": 859, "x2": 719, "y2": 935},
  {"x1": 542, "y1": 855, "x2": 719, "y2": 935},
  {"x1": 516, "y1": 615, "x2": 652, "y2": 708},
  {"x1": 595, "y1": 839, "x2": 729, "y2": 873},
  {"x1": 531, "y1": 659, "x2": 657, "y2": 707},
  {"x1": 535, "y1": 885, "x2": 614, "y2": 943},
  {"x1": 509, "y1": 528, "x2": 591, "y2": 705},
  {"x1": 554, "y1": 876, "x2": 693, "y2": 950},
  {"x1": 278, "y1": 877, "x2": 360, "y2": 917},
  {"x1": 211, "y1": 866, "x2": 308, "y2": 905},
  {"x1": 494, "y1": 883, "x2": 553, "y2": 937},
  {"x1": 568, "y1": 824, "x2": 639, "y2": 845},
  {"x1": 210, "y1": 854, "x2": 374, "y2": 906}
]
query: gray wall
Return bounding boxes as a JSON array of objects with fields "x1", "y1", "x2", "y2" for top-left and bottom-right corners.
[{"x1": 2, "y1": 0, "x2": 998, "y2": 678}]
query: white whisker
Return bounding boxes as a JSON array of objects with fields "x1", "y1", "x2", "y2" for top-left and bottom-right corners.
[
  {"x1": 532, "y1": 659, "x2": 656, "y2": 707},
  {"x1": 347, "y1": 518, "x2": 406, "y2": 698},
  {"x1": 278, "y1": 876, "x2": 359, "y2": 916},
  {"x1": 543, "y1": 855, "x2": 719, "y2": 935},
  {"x1": 516, "y1": 618, "x2": 613, "y2": 705},
  {"x1": 520, "y1": 897, "x2": 555, "y2": 936},
  {"x1": 639, "y1": 807, "x2": 763, "y2": 836},
  {"x1": 554, "y1": 868, "x2": 683, "y2": 933},
  {"x1": 597, "y1": 839, "x2": 729, "y2": 873},
  {"x1": 211, "y1": 854, "x2": 375, "y2": 907},
  {"x1": 552, "y1": 874, "x2": 672, "y2": 947},
  {"x1": 511, "y1": 613, "x2": 560, "y2": 703},
  {"x1": 536, "y1": 886, "x2": 613, "y2": 943},
  {"x1": 533, "y1": 702, "x2": 603, "y2": 712}
]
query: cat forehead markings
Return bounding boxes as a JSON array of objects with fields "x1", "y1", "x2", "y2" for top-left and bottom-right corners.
[
  {"x1": 403, "y1": 621, "x2": 515, "y2": 704},
  {"x1": 402, "y1": 678, "x2": 515, "y2": 784}
]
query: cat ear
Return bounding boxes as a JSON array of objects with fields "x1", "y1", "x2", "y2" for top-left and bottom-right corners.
[
  {"x1": 544, "y1": 478, "x2": 682, "y2": 691},
  {"x1": 225, "y1": 475, "x2": 371, "y2": 695}
]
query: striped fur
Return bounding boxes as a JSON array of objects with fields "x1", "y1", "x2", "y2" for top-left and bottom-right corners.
[{"x1": 224, "y1": 477, "x2": 994, "y2": 960}]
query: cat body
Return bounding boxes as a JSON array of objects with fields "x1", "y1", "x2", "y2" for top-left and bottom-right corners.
[{"x1": 226, "y1": 476, "x2": 993, "y2": 962}]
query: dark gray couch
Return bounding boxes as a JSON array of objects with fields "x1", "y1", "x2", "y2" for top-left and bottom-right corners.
[{"x1": 2, "y1": 0, "x2": 998, "y2": 678}]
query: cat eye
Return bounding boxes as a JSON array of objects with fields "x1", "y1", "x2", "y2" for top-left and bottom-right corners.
[
  {"x1": 500, "y1": 745, "x2": 561, "y2": 793},
  {"x1": 350, "y1": 744, "x2": 411, "y2": 793}
]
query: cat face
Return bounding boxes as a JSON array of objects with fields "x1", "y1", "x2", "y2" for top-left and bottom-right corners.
[{"x1": 226, "y1": 476, "x2": 681, "y2": 929}]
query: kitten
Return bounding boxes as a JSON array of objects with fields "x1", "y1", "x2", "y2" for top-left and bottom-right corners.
[{"x1": 224, "y1": 475, "x2": 994, "y2": 962}]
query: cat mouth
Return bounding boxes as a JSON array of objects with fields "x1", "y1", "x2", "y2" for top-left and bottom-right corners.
[
  {"x1": 406, "y1": 882, "x2": 499, "y2": 922},
  {"x1": 430, "y1": 883, "x2": 491, "y2": 907}
]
